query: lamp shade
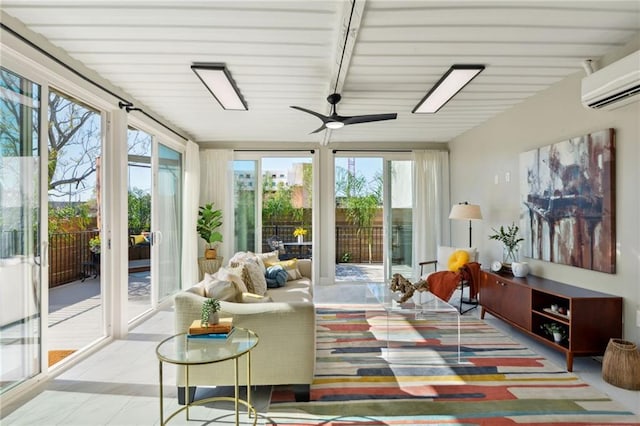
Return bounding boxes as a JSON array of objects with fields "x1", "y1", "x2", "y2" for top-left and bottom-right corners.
[{"x1": 449, "y1": 203, "x2": 483, "y2": 220}]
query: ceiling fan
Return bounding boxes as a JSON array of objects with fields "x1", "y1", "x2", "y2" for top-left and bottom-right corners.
[
  {"x1": 291, "y1": 94, "x2": 397, "y2": 134},
  {"x1": 290, "y1": 0, "x2": 397, "y2": 134}
]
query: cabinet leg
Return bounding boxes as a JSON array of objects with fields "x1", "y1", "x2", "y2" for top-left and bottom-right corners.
[
  {"x1": 480, "y1": 307, "x2": 486, "y2": 319},
  {"x1": 566, "y1": 353, "x2": 574, "y2": 372}
]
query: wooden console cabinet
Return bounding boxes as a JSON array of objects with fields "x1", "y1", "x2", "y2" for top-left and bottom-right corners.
[{"x1": 479, "y1": 270, "x2": 622, "y2": 371}]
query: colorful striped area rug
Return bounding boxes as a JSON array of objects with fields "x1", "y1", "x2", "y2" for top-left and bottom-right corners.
[{"x1": 265, "y1": 305, "x2": 639, "y2": 425}]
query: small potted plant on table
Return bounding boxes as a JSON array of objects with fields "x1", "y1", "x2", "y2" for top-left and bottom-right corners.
[{"x1": 201, "y1": 298, "x2": 221, "y2": 326}]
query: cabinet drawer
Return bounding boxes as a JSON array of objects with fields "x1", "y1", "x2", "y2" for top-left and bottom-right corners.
[{"x1": 481, "y1": 272, "x2": 531, "y2": 329}]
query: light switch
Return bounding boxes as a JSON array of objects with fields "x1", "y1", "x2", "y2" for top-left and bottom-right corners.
[
  {"x1": 494, "y1": 174, "x2": 499, "y2": 184},
  {"x1": 505, "y1": 172, "x2": 511, "y2": 183}
]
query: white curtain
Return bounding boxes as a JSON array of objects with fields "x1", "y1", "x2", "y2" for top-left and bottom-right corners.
[
  {"x1": 200, "y1": 149, "x2": 234, "y2": 263},
  {"x1": 412, "y1": 150, "x2": 450, "y2": 278},
  {"x1": 181, "y1": 140, "x2": 200, "y2": 288}
]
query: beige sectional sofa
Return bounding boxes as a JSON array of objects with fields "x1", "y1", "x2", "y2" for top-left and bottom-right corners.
[{"x1": 173, "y1": 256, "x2": 315, "y2": 402}]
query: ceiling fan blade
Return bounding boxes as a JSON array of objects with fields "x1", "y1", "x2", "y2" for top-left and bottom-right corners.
[
  {"x1": 342, "y1": 113, "x2": 398, "y2": 126},
  {"x1": 290, "y1": 106, "x2": 329, "y2": 122},
  {"x1": 310, "y1": 124, "x2": 327, "y2": 134}
]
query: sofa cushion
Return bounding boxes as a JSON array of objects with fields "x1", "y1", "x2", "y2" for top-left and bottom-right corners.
[
  {"x1": 265, "y1": 258, "x2": 302, "y2": 281},
  {"x1": 240, "y1": 292, "x2": 274, "y2": 303},
  {"x1": 267, "y1": 278, "x2": 313, "y2": 303}
]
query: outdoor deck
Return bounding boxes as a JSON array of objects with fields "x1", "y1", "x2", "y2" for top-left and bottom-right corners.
[{"x1": 42, "y1": 262, "x2": 407, "y2": 365}]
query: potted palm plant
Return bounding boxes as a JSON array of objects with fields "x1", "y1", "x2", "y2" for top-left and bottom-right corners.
[{"x1": 197, "y1": 203, "x2": 223, "y2": 259}]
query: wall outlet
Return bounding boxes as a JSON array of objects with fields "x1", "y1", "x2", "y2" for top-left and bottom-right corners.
[{"x1": 637, "y1": 309, "x2": 640, "y2": 327}]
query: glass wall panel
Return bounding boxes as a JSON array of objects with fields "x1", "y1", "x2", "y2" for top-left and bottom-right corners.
[
  {"x1": 46, "y1": 89, "x2": 103, "y2": 364},
  {"x1": 334, "y1": 157, "x2": 383, "y2": 282},
  {"x1": 0, "y1": 67, "x2": 42, "y2": 392},
  {"x1": 262, "y1": 157, "x2": 312, "y2": 258},
  {"x1": 127, "y1": 128, "x2": 152, "y2": 321},
  {"x1": 233, "y1": 160, "x2": 256, "y2": 253},
  {"x1": 157, "y1": 143, "x2": 182, "y2": 300},
  {"x1": 388, "y1": 160, "x2": 414, "y2": 280}
]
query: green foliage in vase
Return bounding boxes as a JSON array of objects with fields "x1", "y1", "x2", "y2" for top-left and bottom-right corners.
[{"x1": 489, "y1": 222, "x2": 524, "y2": 251}]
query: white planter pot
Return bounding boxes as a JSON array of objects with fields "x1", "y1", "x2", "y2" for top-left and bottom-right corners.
[{"x1": 512, "y1": 262, "x2": 530, "y2": 277}]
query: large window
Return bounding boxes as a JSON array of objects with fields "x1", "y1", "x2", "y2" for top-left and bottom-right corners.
[{"x1": 234, "y1": 155, "x2": 313, "y2": 257}]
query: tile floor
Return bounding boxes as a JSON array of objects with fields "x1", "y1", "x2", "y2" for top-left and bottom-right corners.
[{"x1": 1, "y1": 281, "x2": 638, "y2": 425}]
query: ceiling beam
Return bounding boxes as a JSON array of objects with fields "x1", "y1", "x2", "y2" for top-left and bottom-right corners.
[{"x1": 323, "y1": 0, "x2": 366, "y2": 146}]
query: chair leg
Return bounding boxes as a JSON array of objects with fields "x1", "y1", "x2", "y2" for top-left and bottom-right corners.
[{"x1": 458, "y1": 281, "x2": 478, "y2": 314}]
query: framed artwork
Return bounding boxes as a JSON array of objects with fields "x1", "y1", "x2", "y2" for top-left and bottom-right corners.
[{"x1": 519, "y1": 129, "x2": 615, "y2": 273}]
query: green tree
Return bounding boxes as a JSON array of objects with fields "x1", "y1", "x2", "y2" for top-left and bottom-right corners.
[
  {"x1": 336, "y1": 166, "x2": 382, "y2": 263},
  {"x1": 128, "y1": 189, "x2": 151, "y2": 234}
]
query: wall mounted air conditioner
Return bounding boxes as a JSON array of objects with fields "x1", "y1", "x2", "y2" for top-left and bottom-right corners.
[{"x1": 581, "y1": 50, "x2": 640, "y2": 110}]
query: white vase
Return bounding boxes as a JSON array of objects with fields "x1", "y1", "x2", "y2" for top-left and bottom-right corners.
[
  {"x1": 208, "y1": 312, "x2": 219, "y2": 325},
  {"x1": 512, "y1": 262, "x2": 530, "y2": 277},
  {"x1": 297, "y1": 235, "x2": 303, "y2": 244},
  {"x1": 553, "y1": 332, "x2": 563, "y2": 343}
]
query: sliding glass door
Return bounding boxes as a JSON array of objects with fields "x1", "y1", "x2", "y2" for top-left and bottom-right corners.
[
  {"x1": 127, "y1": 131, "x2": 183, "y2": 320},
  {"x1": 156, "y1": 143, "x2": 182, "y2": 300},
  {"x1": 386, "y1": 160, "x2": 414, "y2": 280},
  {"x1": 127, "y1": 128, "x2": 152, "y2": 320},
  {"x1": 334, "y1": 155, "x2": 414, "y2": 283},
  {"x1": 0, "y1": 67, "x2": 42, "y2": 393}
]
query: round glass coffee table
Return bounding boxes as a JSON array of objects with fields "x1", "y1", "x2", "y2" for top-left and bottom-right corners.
[{"x1": 156, "y1": 328, "x2": 259, "y2": 425}]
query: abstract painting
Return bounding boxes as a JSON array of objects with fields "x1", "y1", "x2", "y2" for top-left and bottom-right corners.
[{"x1": 519, "y1": 129, "x2": 615, "y2": 273}]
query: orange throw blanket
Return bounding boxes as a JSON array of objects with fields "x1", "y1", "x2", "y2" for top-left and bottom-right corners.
[{"x1": 426, "y1": 262, "x2": 481, "y2": 301}]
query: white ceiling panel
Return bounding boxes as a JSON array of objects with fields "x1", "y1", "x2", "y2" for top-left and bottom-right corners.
[{"x1": 2, "y1": 0, "x2": 639, "y2": 145}]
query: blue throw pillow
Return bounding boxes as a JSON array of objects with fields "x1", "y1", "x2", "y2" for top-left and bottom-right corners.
[{"x1": 265, "y1": 265, "x2": 288, "y2": 288}]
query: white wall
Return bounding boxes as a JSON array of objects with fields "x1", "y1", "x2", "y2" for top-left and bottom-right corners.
[{"x1": 449, "y1": 45, "x2": 640, "y2": 343}]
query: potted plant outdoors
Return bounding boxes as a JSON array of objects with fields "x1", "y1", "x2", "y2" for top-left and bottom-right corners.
[
  {"x1": 489, "y1": 222, "x2": 524, "y2": 266},
  {"x1": 541, "y1": 322, "x2": 567, "y2": 343},
  {"x1": 197, "y1": 203, "x2": 223, "y2": 259},
  {"x1": 201, "y1": 298, "x2": 221, "y2": 326},
  {"x1": 89, "y1": 235, "x2": 101, "y2": 254},
  {"x1": 293, "y1": 227, "x2": 308, "y2": 243}
]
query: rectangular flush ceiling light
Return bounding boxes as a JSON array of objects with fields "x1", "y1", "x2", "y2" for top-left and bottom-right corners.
[
  {"x1": 191, "y1": 63, "x2": 247, "y2": 110},
  {"x1": 412, "y1": 64, "x2": 485, "y2": 114}
]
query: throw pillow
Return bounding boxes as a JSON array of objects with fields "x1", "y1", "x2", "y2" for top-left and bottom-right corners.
[
  {"x1": 231, "y1": 261, "x2": 268, "y2": 296},
  {"x1": 203, "y1": 274, "x2": 239, "y2": 302},
  {"x1": 264, "y1": 258, "x2": 302, "y2": 281},
  {"x1": 240, "y1": 292, "x2": 273, "y2": 303},
  {"x1": 216, "y1": 266, "x2": 248, "y2": 294},
  {"x1": 255, "y1": 250, "x2": 279, "y2": 266},
  {"x1": 448, "y1": 250, "x2": 470, "y2": 271},
  {"x1": 265, "y1": 265, "x2": 288, "y2": 288}
]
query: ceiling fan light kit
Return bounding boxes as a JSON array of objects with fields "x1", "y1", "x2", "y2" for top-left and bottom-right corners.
[
  {"x1": 191, "y1": 63, "x2": 248, "y2": 111},
  {"x1": 413, "y1": 64, "x2": 485, "y2": 114}
]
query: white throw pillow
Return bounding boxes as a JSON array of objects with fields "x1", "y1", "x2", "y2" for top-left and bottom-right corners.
[
  {"x1": 203, "y1": 274, "x2": 240, "y2": 302},
  {"x1": 215, "y1": 266, "x2": 248, "y2": 294}
]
